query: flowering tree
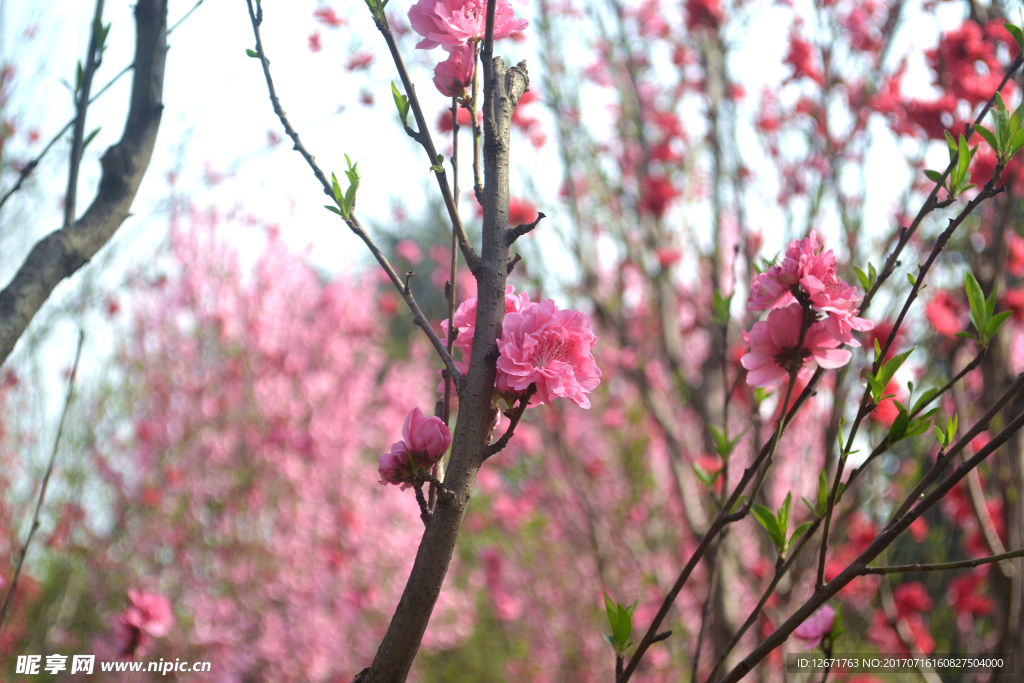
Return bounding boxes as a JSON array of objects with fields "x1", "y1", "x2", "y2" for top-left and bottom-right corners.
[{"x1": 8, "y1": 0, "x2": 1024, "y2": 681}]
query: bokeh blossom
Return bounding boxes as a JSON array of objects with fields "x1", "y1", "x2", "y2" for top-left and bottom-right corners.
[{"x1": 792, "y1": 604, "x2": 836, "y2": 650}]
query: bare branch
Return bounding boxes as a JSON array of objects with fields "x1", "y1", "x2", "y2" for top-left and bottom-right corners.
[
  {"x1": 0, "y1": 0, "x2": 168, "y2": 368},
  {"x1": 64, "y1": 0, "x2": 107, "y2": 228}
]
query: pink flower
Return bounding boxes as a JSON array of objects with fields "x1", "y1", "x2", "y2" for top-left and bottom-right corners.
[
  {"x1": 409, "y1": 0, "x2": 528, "y2": 52},
  {"x1": 740, "y1": 305, "x2": 852, "y2": 388},
  {"x1": 792, "y1": 604, "x2": 836, "y2": 650},
  {"x1": 394, "y1": 239, "x2": 424, "y2": 265},
  {"x1": 496, "y1": 299, "x2": 602, "y2": 408},
  {"x1": 126, "y1": 590, "x2": 173, "y2": 637},
  {"x1": 379, "y1": 441, "x2": 415, "y2": 488},
  {"x1": 746, "y1": 231, "x2": 872, "y2": 346},
  {"x1": 115, "y1": 590, "x2": 173, "y2": 658},
  {"x1": 433, "y1": 44, "x2": 476, "y2": 97},
  {"x1": 747, "y1": 259, "x2": 800, "y2": 311},
  {"x1": 442, "y1": 284, "x2": 531, "y2": 366},
  {"x1": 379, "y1": 408, "x2": 452, "y2": 487},
  {"x1": 403, "y1": 407, "x2": 452, "y2": 459}
]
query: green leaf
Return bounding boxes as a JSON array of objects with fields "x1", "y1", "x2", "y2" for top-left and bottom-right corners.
[
  {"x1": 730, "y1": 495, "x2": 746, "y2": 514},
  {"x1": 81, "y1": 126, "x2": 101, "y2": 151},
  {"x1": 907, "y1": 272, "x2": 916, "y2": 286},
  {"x1": 888, "y1": 408, "x2": 910, "y2": 443},
  {"x1": 603, "y1": 634, "x2": 616, "y2": 649},
  {"x1": 923, "y1": 169, "x2": 945, "y2": 185},
  {"x1": 246, "y1": 48, "x2": 259, "y2": 58},
  {"x1": 945, "y1": 130, "x2": 957, "y2": 155},
  {"x1": 955, "y1": 330, "x2": 977, "y2": 341},
  {"x1": 987, "y1": 310, "x2": 1012, "y2": 338},
  {"x1": 911, "y1": 387, "x2": 939, "y2": 416},
  {"x1": 778, "y1": 493, "x2": 792, "y2": 541},
  {"x1": 948, "y1": 414, "x2": 958, "y2": 444},
  {"x1": 789, "y1": 521, "x2": 812, "y2": 551},
  {"x1": 1010, "y1": 127, "x2": 1024, "y2": 158},
  {"x1": 604, "y1": 593, "x2": 619, "y2": 644},
  {"x1": 955, "y1": 134, "x2": 971, "y2": 190},
  {"x1": 752, "y1": 504, "x2": 783, "y2": 551},
  {"x1": 995, "y1": 94, "x2": 1011, "y2": 152},
  {"x1": 324, "y1": 205, "x2": 343, "y2": 216},
  {"x1": 817, "y1": 471, "x2": 828, "y2": 516},
  {"x1": 391, "y1": 82, "x2": 410, "y2": 124},
  {"x1": 933, "y1": 425, "x2": 948, "y2": 446},
  {"x1": 1006, "y1": 22, "x2": 1024, "y2": 54},
  {"x1": 974, "y1": 125, "x2": 999, "y2": 153},
  {"x1": 904, "y1": 418, "x2": 932, "y2": 440},
  {"x1": 870, "y1": 348, "x2": 915, "y2": 401},
  {"x1": 869, "y1": 261, "x2": 877, "y2": 284},
  {"x1": 965, "y1": 272, "x2": 988, "y2": 337},
  {"x1": 331, "y1": 173, "x2": 343, "y2": 202},
  {"x1": 854, "y1": 266, "x2": 871, "y2": 291},
  {"x1": 693, "y1": 463, "x2": 720, "y2": 489}
]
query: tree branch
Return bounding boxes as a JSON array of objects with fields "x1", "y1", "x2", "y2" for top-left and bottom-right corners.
[
  {"x1": 64, "y1": 0, "x2": 107, "y2": 228},
  {"x1": 0, "y1": 0, "x2": 167, "y2": 368}
]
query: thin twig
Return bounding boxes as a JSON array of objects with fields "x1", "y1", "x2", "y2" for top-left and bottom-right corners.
[
  {"x1": 168, "y1": 0, "x2": 205, "y2": 34},
  {"x1": 485, "y1": 385, "x2": 536, "y2": 457},
  {"x1": 506, "y1": 211, "x2": 545, "y2": 243},
  {"x1": 0, "y1": 331, "x2": 84, "y2": 635},
  {"x1": 370, "y1": 12, "x2": 480, "y2": 273},
  {"x1": 443, "y1": 97, "x2": 460, "y2": 425},
  {"x1": 0, "y1": 63, "x2": 132, "y2": 213},
  {"x1": 242, "y1": 0, "x2": 462, "y2": 387},
  {"x1": 617, "y1": 369, "x2": 820, "y2": 683},
  {"x1": 860, "y1": 54, "x2": 1023, "y2": 315},
  {"x1": 863, "y1": 548, "x2": 1024, "y2": 574},
  {"x1": 64, "y1": 0, "x2": 106, "y2": 228}
]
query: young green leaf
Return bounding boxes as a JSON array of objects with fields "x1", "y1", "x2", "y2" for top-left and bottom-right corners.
[
  {"x1": 923, "y1": 169, "x2": 945, "y2": 185},
  {"x1": 246, "y1": 48, "x2": 259, "y2": 58},
  {"x1": 778, "y1": 492, "x2": 792, "y2": 541},
  {"x1": 965, "y1": 272, "x2": 989, "y2": 340},
  {"x1": 974, "y1": 125, "x2": 999, "y2": 154},
  {"x1": 1006, "y1": 21, "x2": 1024, "y2": 55},
  {"x1": 817, "y1": 471, "x2": 828, "y2": 516},
  {"x1": 752, "y1": 504, "x2": 783, "y2": 551},
  {"x1": 788, "y1": 521, "x2": 813, "y2": 552},
  {"x1": 854, "y1": 266, "x2": 871, "y2": 291}
]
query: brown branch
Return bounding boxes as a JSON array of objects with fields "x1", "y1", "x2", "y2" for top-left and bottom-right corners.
[
  {"x1": 863, "y1": 548, "x2": 1024, "y2": 574},
  {"x1": 0, "y1": 331, "x2": 83, "y2": 634},
  {"x1": 0, "y1": 0, "x2": 167, "y2": 368},
  {"x1": 506, "y1": 211, "x2": 545, "y2": 243},
  {"x1": 486, "y1": 384, "x2": 537, "y2": 457},
  {"x1": 64, "y1": 0, "x2": 106, "y2": 228},
  {"x1": 358, "y1": 46, "x2": 530, "y2": 683}
]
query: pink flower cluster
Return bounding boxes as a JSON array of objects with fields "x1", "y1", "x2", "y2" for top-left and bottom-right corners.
[
  {"x1": 446, "y1": 286, "x2": 602, "y2": 410},
  {"x1": 379, "y1": 407, "x2": 453, "y2": 487},
  {"x1": 742, "y1": 232, "x2": 872, "y2": 387},
  {"x1": 409, "y1": 0, "x2": 528, "y2": 97}
]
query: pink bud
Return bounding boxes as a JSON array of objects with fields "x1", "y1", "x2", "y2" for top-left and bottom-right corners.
[{"x1": 402, "y1": 407, "x2": 452, "y2": 462}]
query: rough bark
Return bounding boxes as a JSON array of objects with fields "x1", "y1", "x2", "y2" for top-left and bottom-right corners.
[
  {"x1": 361, "y1": 57, "x2": 529, "y2": 683},
  {"x1": 0, "y1": 0, "x2": 167, "y2": 367}
]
